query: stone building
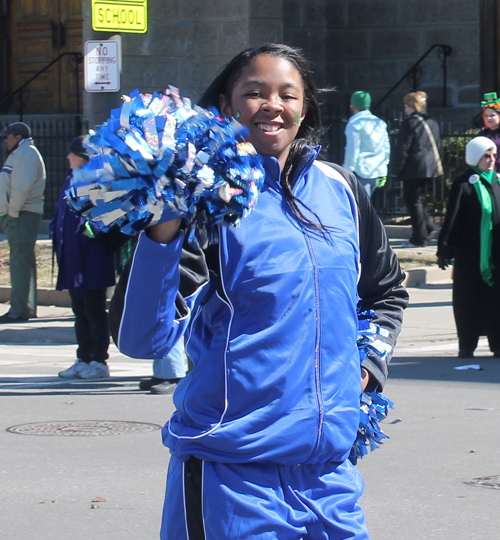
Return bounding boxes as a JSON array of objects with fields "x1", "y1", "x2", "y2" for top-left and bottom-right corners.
[
  {"x1": 0, "y1": 0, "x2": 497, "y2": 213},
  {"x1": 1, "y1": 0, "x2": 494, "y2": 119}
]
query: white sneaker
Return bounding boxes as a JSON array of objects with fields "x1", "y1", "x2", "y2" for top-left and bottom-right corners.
[
  {"x1": 79, "y1": 361, "x2": 110, "y2": 379},
  {"x1": 58, "y1": 359, "x2": 88, "y2": 379}
]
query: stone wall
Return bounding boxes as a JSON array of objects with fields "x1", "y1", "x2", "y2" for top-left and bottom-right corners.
[
  {"x1": 81, "y1": 0, "x2": 482, "y2": 139},
  {"x1": 83, "y1": 0, "x2": 283, "y2": 126},
  {"x1": 283, "y1": 0, "x2": 481, "y2": 114}
]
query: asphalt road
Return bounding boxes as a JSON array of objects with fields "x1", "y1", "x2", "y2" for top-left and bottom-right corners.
[{"x1": 1, "y1": 282, "x2": 499, "y2": 539}]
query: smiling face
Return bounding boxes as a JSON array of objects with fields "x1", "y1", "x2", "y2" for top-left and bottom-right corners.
[
  {"x1": 484, "y1": 108, "x2": 500, "y2": 131},
  {"x1": 477, "y1": 148, "x2": 497, "y2": 172},
  {"x1": 219, "y1": 54, "x2": 306, "y2": 169}
]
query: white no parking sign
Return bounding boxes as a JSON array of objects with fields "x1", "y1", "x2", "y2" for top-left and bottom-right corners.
[{"x1": 84, "y1": 40, "x2": 121, "y2": 92}]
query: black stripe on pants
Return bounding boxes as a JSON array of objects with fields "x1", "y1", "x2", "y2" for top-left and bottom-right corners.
[{"x1": 184, "y1": 457, "x2": 206, "y2": 540}]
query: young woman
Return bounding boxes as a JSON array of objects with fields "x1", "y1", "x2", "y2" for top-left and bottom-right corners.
[
  {"x1": 110, "y1": 44, "x2": 408, "y2": 539},
  {"x1": 437, "y1": 136, "x2": 500, "y2": 358}
]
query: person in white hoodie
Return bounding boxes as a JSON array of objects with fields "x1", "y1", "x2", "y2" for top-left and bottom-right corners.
[
  {"x1": 343, "y1": 91, "x2": 390, "y2": 198},
  {"x1": 0, "y1": 122, "x2": 46, "y2": 322}
]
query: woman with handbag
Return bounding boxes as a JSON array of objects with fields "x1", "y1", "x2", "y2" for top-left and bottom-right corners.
[{"x1": 391, "y1": 91, "x2": 442, "y2": 247}]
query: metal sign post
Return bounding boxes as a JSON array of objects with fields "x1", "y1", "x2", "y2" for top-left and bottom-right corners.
[{"x1": 84, "y1": 40, "x2": 121, "y2": 93}]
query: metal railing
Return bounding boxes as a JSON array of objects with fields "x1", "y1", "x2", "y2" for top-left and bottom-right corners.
[
  {"x1": 0, "y1": 52, "x2": 83, "y2": 120},
  {"x1": 373, "y1": 44, "x2": 453, "y2": 110},
  {"x1": 0, "y1": 102, "x2": 477, "y2": 224},
  {"x1": 319, "y1": 102, "x2": 479, "y2": 223}
]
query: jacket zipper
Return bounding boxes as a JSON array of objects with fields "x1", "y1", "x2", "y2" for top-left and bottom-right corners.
[{"x1": 303, "y1": 231, "x2": 324, "y2": 456}]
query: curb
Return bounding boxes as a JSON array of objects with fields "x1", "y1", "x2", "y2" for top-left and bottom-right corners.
[
  {"x1": 0, "y1": 286, "x2": 71, "y2": 307},
  {"x1": 403, "y1": 265, "x2": 452, "y2": 287}
]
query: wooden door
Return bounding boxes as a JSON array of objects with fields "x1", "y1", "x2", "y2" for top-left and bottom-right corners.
[
  {"x1": 0, "y1": 0, "x2": 10, "y2": 102},
  {"x1": 8, "y1": 0, "x2": 83, "y2": 114}
]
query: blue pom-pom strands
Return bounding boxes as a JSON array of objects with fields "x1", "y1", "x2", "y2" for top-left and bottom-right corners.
[
  {"x1": 66, "y1": 87, "x2": 265, "y2": 246},
  {"x1": 349, "y1": 391, "x2": 394, "y2": 465},
  {"x1": 350, "y1": 310, "x2": 394, "y2": 465}
]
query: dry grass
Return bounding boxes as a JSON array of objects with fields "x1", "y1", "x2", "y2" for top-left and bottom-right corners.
[
  {"x1": 0, "y1": 238, "x2": 433, "y2": 289},
  {"x1": 0, "y1": 240, "x2": 57, "y2": 288}
]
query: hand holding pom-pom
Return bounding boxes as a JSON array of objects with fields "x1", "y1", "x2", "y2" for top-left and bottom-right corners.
[{"x1": 66, "y1": 87, "x2": 265, "y2": 247}]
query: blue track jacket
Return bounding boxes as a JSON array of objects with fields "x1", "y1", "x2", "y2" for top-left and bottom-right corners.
[{"x1": 110, "y1": 147, "x2": 408, "y2": 466}]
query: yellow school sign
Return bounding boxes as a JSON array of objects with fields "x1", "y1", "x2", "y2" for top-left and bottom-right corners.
[{"x1": 91, "y1": 0, "x2": 147, "y2": 34}]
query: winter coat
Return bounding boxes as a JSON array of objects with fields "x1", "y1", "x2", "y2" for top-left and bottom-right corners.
[
  {"x1": 110, "y1": 148, "x2": 408, "y2": 466},
  {"x1": 49, "y1": 174, "x2": 115, "y2": 293},
  {"x1": 437, "y1": 169, "x2": 500, "y2": 341},
  {"x1": 0, "y1": 138, "x2": 46, "y2": 217},
  {"x1": 343, "y1": 110, "x2": 390, "y2": 179},
  {"x1": 478, "y1": 127, "x2": 500, "y2": 173},
  {"x1": 391, "y1": 112, "x2": 441, "y2": 180}
]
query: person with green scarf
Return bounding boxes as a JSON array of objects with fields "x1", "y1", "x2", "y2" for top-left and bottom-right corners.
[{"x1": 437, "y1": 136, "x2": 500, "y2": 358}]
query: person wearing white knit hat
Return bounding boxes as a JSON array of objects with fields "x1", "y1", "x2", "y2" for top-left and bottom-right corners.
[
  {"x1": 437, "y1": 136, "x2": 500, "y2": 358},
  {"x1": 464, "y1": 136, "x2": 496, "y2": 167}
]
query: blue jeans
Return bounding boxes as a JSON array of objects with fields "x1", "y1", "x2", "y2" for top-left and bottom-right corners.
[
  {"x1": 355, "y1": 175, "x2": 380, "y2": 199},
  {"x1": 153, "y1": 338, "x2": 186, "y2": 379}
]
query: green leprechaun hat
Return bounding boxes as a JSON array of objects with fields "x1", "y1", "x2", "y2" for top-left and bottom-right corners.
[{"x1": 482, "y1": 92, "x2": 500, "y2": 107}]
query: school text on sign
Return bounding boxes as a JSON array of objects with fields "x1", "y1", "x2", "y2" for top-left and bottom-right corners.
[
  {"x1": 84, "y1": 41, "x2": 121, "y2": 93},
  {"x1": 91, "y1": 0, "x2": 148, "y2": 34}
]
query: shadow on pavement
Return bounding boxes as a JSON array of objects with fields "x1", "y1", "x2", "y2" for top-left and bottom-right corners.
[
  {"x1": 408, "y1": 300, "x2": 452, "y2": 308},
  {"x1": 390, "y1": 355, "x2": 500, "y2": 384},
  {"x1": 0, "y1": 376, "x2": 149, "y2": 396}
]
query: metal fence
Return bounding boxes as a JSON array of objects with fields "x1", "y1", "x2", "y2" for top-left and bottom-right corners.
[
  {"x1": 319, "y1": 103, "x2": 480, "y2": 223},
  {"x1": 0, "y1": 110, "x2": 479, "y2": 224},
  {"x1": 0, "y1": 116, "x2": 87, "y2": 219}
]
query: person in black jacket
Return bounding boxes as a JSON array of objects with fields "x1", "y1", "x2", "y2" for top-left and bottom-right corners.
[
  {"x1": 50, "y1": 136, "x2": 115, "y2": 379},
  {"x1": 391, "y1": 91, "x2": 441, "y2": 247},
  {"x1": 437, "y1": 136, "x2": 500, "y2": 359}
]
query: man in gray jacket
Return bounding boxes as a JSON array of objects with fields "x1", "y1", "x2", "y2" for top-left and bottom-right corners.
[{"x1": 0, "y1": 122, "x2": 46, "y2": 322}]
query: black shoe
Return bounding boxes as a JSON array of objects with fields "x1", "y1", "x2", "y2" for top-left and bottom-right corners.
[
  {"x1": 0, "y1": 313, "x2": 29, "y2": 323},
  {"x1": 139, "y1": 377, "x2": 167, "y2": 391},
  {"x1": 458, "y1": 349, "x2": 474, "y2": 359},
  {"x1": 150, "y1": 380, "x2": 179, "y2": 395}
]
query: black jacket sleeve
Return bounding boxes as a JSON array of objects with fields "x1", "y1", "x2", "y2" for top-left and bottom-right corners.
[
  {"x1": 436, "y1": 172, "x2": 470, "y2": 260},
  {"x1": 390, "y1": 117, "x2": 413, "y2": 178},
  {"x1": 326, "y1": 163, "x2": 409, "y2": 391}
]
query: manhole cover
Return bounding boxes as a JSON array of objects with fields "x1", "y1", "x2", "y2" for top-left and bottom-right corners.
[
  {"x1": 6, "y1": 420, "x2": 162, "y2": 437},
  {"x1": 463, "y1": 475, "x2": 500, "y2": 490}
]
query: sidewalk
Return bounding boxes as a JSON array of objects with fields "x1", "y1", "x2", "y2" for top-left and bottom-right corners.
[
  {"x1": 386, "y1": 224, "x2": 452, "y2": 287},
  {"x1": 0, "y1": 224, "x2": 450, "y2": 346}
]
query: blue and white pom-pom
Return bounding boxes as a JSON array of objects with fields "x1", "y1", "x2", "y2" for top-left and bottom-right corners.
[
  {"x1": 349, "y1": 310, "x2": 394, "y2": 465},
  {"x1": 66, "y1": 87, "x2": 265, "y2": 246}
]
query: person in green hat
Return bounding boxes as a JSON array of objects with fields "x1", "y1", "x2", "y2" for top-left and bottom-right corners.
[
  {"x1": 478, "y1": 92, "x2": 500, "y2": 173},
  {"x1": 343, "y1": 91, "x2": 390, "y2": 198}
]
